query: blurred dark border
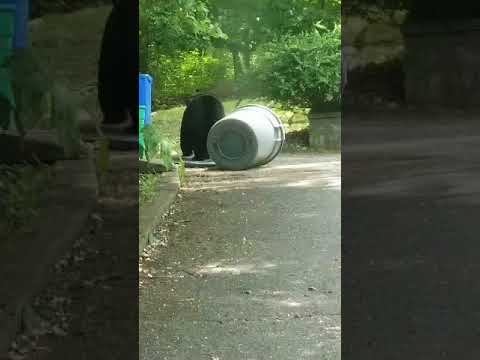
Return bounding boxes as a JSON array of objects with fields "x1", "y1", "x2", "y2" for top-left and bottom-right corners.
[{"x1": 342, "y1": 1, "x2": 480, "y2": 359}]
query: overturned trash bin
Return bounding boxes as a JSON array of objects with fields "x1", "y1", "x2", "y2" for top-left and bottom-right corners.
[{"x1": 207, "y1": 104, "x2": 285, "y2": 171}]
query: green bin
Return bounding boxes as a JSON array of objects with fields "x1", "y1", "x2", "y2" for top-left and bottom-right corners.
[
  {"x1": 139, "y1": 105, "x2": 146, "y2": 157},
  {"x1": 0, "y1": 7, "x2": 14, "y2": 122},
  {"x1": 0, "y1": 7, "x2": 14, "y2": 63}
]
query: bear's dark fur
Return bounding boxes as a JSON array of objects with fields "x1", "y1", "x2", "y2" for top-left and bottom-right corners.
[
  {"x1": 97, "y1": 0, "x2": 138, "y2": 132},
  {"x1": 180, "y1": 94, "x2": 225, "y2": 160}
]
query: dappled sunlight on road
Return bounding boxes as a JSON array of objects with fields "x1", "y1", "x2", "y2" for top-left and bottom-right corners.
[
  {"x1": 248, "y1": 293, "x2": 335, "y2": 310},
  {"x1": 265, "y1": 160, "x2": 339, "y2": 172},
  {"x1": 196, "y1": 260, "x2": 278, "y2": 275},
  {"x1": 277, "y1": 299, "x2": 303, "y2": 307},
  {"x1": 348, "y1": 166, "x2": 480, "y2": 203},
  {"x1": 185, "y1": 155, "x2": 341, "y2": 192},
  {"x1": 284, "y1": 174, "x2": 340, "y2": 190},
  {"x1": 284, "y1": 179, "x2": 316, "y2": 188}
]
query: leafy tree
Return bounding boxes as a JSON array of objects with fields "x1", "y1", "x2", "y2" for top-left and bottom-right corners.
[
  {"x1": 139, "y1": 0, "x2": 226, "y2": 72},
  {"x1": 252, "y1": 25, "x2": 341, "y2": 111},
  {"x1": 210, "y1": 0, "x2": 340, "y2": 78},
  {"x1": 140, "y1": 0, "x2": 341, "y2": 109},
  {"x1": 149, "y1": 49, "x2": 232, "y2": 106}
]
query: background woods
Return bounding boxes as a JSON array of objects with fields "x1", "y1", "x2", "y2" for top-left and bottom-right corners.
[{"x1": 139, "y1": 0, "x2": 341, "y2": 108}]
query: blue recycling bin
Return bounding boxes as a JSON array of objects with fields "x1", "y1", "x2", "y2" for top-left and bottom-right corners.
[
  {"x1": 0, "y1": 0, "x2": 29, "y2": 49},
  {"x1": 139, "y1": 74, "x2": 152, "y2": 126}
]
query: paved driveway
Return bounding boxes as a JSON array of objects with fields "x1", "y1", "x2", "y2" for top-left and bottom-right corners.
[{"x1": 140, "y1": 154, "x2": 341, "y2": 360}]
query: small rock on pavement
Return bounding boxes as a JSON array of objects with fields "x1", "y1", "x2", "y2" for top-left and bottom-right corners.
[{"x1": 76, "y1": 108, "x2": 97, "y2": 133}]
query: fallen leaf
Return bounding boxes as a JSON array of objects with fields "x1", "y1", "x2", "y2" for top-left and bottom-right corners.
[
  {"x1": 52, "y1": 325, "x2": 67, "y2": 337},
  {"x1": 8, "y1": 351, "x2": 26, "y2": 360}
]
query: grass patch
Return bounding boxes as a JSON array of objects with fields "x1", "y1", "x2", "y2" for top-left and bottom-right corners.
[{"x1": 151, "y1": 106, "x2": 185, "y2": 155}]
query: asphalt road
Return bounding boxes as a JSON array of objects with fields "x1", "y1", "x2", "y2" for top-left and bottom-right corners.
[
  {"x1": 140, "y1": 154, "x2": 341, "y2": 360},
  {"x1": 342, "y1": 109, "x2": 480, "y2": 359},
  {"x1": 17, "y1": 151, "x2": 139, "y2": 360}
]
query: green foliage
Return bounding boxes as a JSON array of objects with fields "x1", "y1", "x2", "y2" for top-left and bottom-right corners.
[
  {"x1": 151, "y1": 107, "x2": 185, "y2": 154},
  {"x1": 141, "y1": 0, "x2": 341, "y2": 110},
  {"x1": 251, "y1": 25, "x2": 341, "y2": 110},
  {"x1": 141, "y1": 125, "x2": 174, "y2": 171},
  {"x1": 140, "y1": 0, "x2": 227, "y2": 71},
  {"x1": 150, "y1": 49, "x2": 233, "y2": 105},
  {"x1": 209, "y1": 0, "x2": 340, "y2": 79},
  {"x1": 140, "y1": 0, "x2": 226, "y2": 52},
  {"x1": 344, "y1": 0, "x2": 409, "y2": 16},
  {"x1": 139, "y1": 174, "x2": 160, "y2": 204},
  {"x1": 2, "y1": 50, "x2": 81, "y2": 158},
  {"x1": 212, "y1": 0, "x2": 340, "y2": 48},
  {"x1": 0, "y1": 161, "x2": 52, "y2": 231}
]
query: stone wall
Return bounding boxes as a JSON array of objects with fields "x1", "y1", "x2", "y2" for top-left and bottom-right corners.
[
  {"x1": 403, "y1": 19, "x2": 480, "y2": 108},
  {"x1": 309, "y1": 112, "x2": 340, "y2": 150},
  {"x1": 342, "y1": 7, "x2": 408, "y2": 105},
  {"x1": 343, "y1": 8, "x2": 407, "y2": 74},
  {"x1": 342, "y1": 6, "x2": 480, "y2": 109}
]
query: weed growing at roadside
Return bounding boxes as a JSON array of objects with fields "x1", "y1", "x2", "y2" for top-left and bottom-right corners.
[
  {"x1": 141, "y1": 125, "x2": 174, "y2": 170},
  {"x1": 0, "y1": 160, "x2": 52, "y2": 232},
  {"x1": 139, "y1": 174, "x2": 160, "y2": 204},
  {"x1": 177, "y1": 158, "x2": 186, "y2": 187},
  {"x1": 4, "y1": 50, "x2": 82, "y2": 158}
]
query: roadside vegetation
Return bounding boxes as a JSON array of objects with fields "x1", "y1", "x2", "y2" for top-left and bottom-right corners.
[{"x1": 0, "y1": 161, "x2": 52, "y2": 235}]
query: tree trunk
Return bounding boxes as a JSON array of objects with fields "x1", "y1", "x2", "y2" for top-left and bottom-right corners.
[
  {"x1": 242, "y1": 49, "x2": 252, "y2": 71},
  {"x1": 231, "y1": 50, "x2": 244, "y2": 80}
]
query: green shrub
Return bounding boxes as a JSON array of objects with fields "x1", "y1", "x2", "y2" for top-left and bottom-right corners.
[
  {"x1": 149, "y1": 49, "x2": 233, "y2": 106},
  {"x1": 139, "y1": 174, "x2": 160, "y2": 204},
  {"x1": 141, "y1": 125, "x2": 174, "y2": 171},
  {"x1": 251, "y1": 25, "x2": 341, "y2": 111},
  {"x1": 1, "y1": 50, "x2": 81, "y2": 158},
  {"x1": 0, "y1": 161, "x2": 52, "y2": 231}
]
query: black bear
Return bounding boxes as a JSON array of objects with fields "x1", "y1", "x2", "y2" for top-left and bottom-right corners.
[
  {"x1": 180, "y1": 94, "x2": 225, "y2": 161},
  {"x1": 97, "y1": 0, "x2": 138, "y2": 134}
]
